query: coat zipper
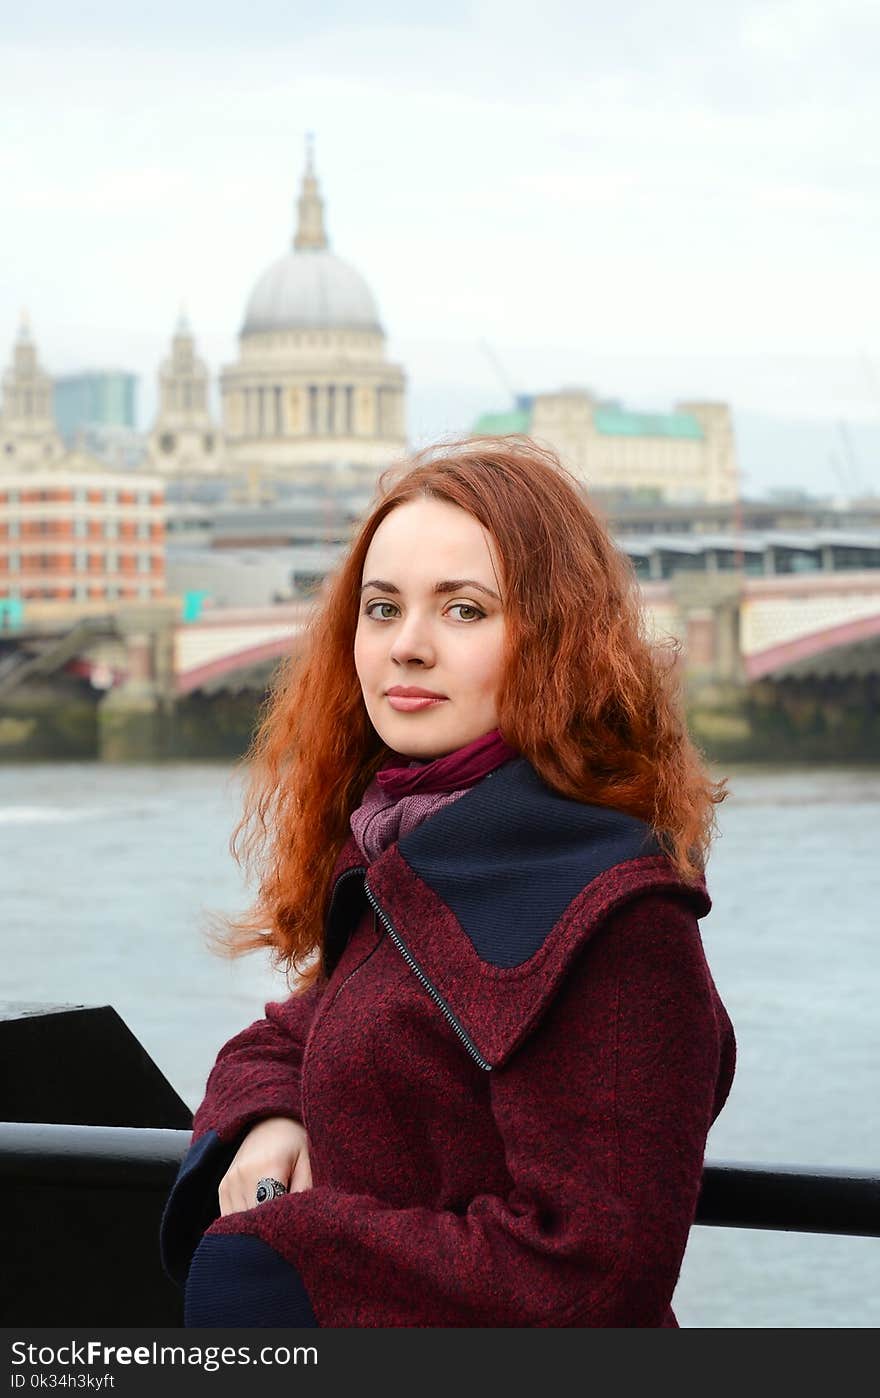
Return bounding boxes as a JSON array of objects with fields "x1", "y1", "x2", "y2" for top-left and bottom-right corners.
[{"x1": 363, "y1": 876, "x2": 494, "y2": 1074}]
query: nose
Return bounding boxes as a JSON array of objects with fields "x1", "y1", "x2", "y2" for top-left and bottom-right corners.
[{"x1": 388, "y1": 610, "x2": 436, "y2": 668}]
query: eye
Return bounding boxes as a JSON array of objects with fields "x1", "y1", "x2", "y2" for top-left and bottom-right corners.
[
  {"x1": 364, "y1": 600, "x2": 399, "y2": 620},
  {"x1": 447, "y1": 603, "x2": 485, "y2": 621}
]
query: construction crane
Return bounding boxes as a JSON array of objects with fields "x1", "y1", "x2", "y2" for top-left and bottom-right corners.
[
  {"x1": 478, "y1": 340, "x2": 518, "y2": 406},
  {"x1": 827, "y1": 450, "x2": 851, "y2": 499}
]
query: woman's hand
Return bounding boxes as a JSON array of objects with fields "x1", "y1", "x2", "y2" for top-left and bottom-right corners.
[{"x1": 218, "y1": 1116, "x2": 312, "y2": 1217}]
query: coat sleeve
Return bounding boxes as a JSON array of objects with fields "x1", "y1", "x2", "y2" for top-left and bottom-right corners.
[
  {"x1": 159, "y1": 981, "x2": 323, "y2": 1290},
  {"x1": 183, "y1": 893, "x2": 736, "y2": 1328}
]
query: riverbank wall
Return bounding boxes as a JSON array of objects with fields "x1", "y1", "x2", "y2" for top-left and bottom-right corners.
[{"x1": 2, "y1": 674, "x2": 880, "y2": 764}]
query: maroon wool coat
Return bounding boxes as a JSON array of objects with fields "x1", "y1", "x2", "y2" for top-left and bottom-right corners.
[{"x1": 161, "y1": 756, "x2": 736, "y2": 1328}]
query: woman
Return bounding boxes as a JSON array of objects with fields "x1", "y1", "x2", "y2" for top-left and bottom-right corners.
[{"x1": 160, "y1": 435, "x2": 736, "y2": 1328}]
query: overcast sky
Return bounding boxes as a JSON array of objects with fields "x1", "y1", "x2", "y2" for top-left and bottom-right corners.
[{"x1": 3, "y1": 0, "x2": 879, "y2": 497}]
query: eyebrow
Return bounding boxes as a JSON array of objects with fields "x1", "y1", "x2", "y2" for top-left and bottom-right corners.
[{"x1": 360, "y1": 578, "x2": 502, "y2": 602}]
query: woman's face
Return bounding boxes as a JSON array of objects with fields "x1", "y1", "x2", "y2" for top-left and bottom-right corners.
[{"x1": 354, "y1": 497, "x2": 506, "y2": 759}]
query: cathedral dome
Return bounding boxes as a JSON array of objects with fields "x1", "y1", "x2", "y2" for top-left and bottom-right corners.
[
  {"x1": 242, "y1": 249, "x2": 381, "y2": 335},
  {"x1": 240, "y1": 142, "x2": 382, "y2": 337}
]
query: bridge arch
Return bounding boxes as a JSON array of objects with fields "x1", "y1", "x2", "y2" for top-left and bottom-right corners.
[
  {"x1": 746, "y1": 610, "x2": 880, "y2": 681},
  {"x1": 176, "y1": 634, "x2": 303, "y2": 697}
]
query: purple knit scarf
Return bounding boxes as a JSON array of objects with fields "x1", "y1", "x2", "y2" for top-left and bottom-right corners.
[{"x1": 350, "y1": 728, "x2": 518, "y2": 862}]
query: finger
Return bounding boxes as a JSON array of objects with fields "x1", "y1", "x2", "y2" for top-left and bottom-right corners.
[
  {"x1": 218, "y1": 1179, "x2": 233, "y2": 1217},
  {"x1": 290, "y1": 1150, "x2": 312, "y2": 1193},
  {"x1": 244, "y1": 1169, "x2": 289, "y2": 1208}
]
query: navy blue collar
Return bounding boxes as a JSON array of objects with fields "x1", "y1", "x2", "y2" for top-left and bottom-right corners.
[
  {"x1": 327, "y1": 757, "x2": 667, "y2": 972},
  {"x1": 397, "y1": 757, "x2": 663, "y2": 967}
]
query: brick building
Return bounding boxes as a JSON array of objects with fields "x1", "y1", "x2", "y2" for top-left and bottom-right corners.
[{"x1": 0, "y1": 470, "x2": 165, "y2": 603}]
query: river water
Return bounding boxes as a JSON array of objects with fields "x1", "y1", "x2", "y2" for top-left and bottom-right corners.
[{"x1": 2, "y1": 761, "x2": 878, "y2": 1328}]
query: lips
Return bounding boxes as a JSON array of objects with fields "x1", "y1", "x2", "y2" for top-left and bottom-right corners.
[
  {"x1": 385, "y1": 686, "x2": 449, "y2": 714},
  {"x1": 386, "y1": 686, "x2": 448, "y2": 699}
]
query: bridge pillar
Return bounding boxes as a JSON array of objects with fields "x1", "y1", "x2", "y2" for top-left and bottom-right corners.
[
  {"x1": 667, "y1": 573, "x2": 752, "y2": 756},
  {"x1": 97, "y1": 604, "x2": 177, "y2": 761},
  {"x1": 669, "y1": 572, "x2": 745, "y2": 688}
]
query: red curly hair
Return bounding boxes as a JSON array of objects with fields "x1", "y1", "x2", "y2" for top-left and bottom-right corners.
[{"x1": 217, "y1": 435, "x2": 725, "y2": 989}]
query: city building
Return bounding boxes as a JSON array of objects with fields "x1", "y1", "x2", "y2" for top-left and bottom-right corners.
[
  {"x1": 621, "y1": 528, "x2": 880, "y2": 581},
  {"x1": 0, "y1": 316, "x2": 65, "y2": 469},
  {"x1": 54, "y1": 370, "x2": 137, "y2": 444},
  {"x1": 147, "y1": 312, "x2": 222, "y2": 476},
  {"x1": 165, "y1": 488, "x2": 369, "y2": 550},
  {"x1": 0, "y1": 470, "x2": 166, "y2": 603},
  {"x1": 165, "y1": 542, "x2": 345, "y2": 609},
  {"x1": 219, "y1": 138, "x2": 407, "y2": 487},
  {"x1": 475, "y1": 389, "x2": 739, "y2": 504},
  {"x1": 6, "y1": 140, "x2": 408, "y2": 499}
]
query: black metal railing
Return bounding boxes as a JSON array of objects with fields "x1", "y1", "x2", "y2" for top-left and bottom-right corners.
[
  {"x1": 3, "y1": 1004, "x2": 878, "y2": 1325},
  {"x1": 1, "y1": 1119, "x2": 878, "y2": 1326},
  {"x1": 2, "y1": 1121, "x2": 879, "y2": 1238}
]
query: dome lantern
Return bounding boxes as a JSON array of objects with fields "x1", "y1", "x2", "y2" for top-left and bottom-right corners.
[{"x1": 293, "y1": 132, "x2": 328, "y2": 252}]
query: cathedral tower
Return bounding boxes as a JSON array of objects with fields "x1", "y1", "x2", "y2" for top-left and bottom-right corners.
[
  {"x1": 0, "y1": 314, "x2": 65, "y2": 470},
  {"x1": 147, "y1": 311, "x2": 221, "y2": 475}
]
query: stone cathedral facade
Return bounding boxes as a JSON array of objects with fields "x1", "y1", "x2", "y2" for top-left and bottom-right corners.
[{"x1": 147, "y1": 142, "x2": 407, "y2": 487}]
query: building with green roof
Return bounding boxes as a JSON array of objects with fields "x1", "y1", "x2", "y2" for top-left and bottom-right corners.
[{"x1": 472, "y1": 386, "x2": 738, "y2": 503}]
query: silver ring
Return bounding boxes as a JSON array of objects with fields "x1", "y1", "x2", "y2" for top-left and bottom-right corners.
[{"x1": 255, "y1": 1176, "x2": 288, "y2": 1205}]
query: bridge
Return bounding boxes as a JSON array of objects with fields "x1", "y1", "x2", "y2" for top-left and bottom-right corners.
[
  {"x1": 173, "y1": 600, "x2": 314, "y2": 695},
  {"x1": 166, "y1": 573, "x2": 880, "y2": 692},
  {"x1": 4, "y1": 572, "x2": 880, "y2": 693},
  {"x1": 640, "y1": 569, "x2": 880, "y2": 683},
  {"x1": 2, "y1": 570, "x2": 880, "y2": 758}
]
